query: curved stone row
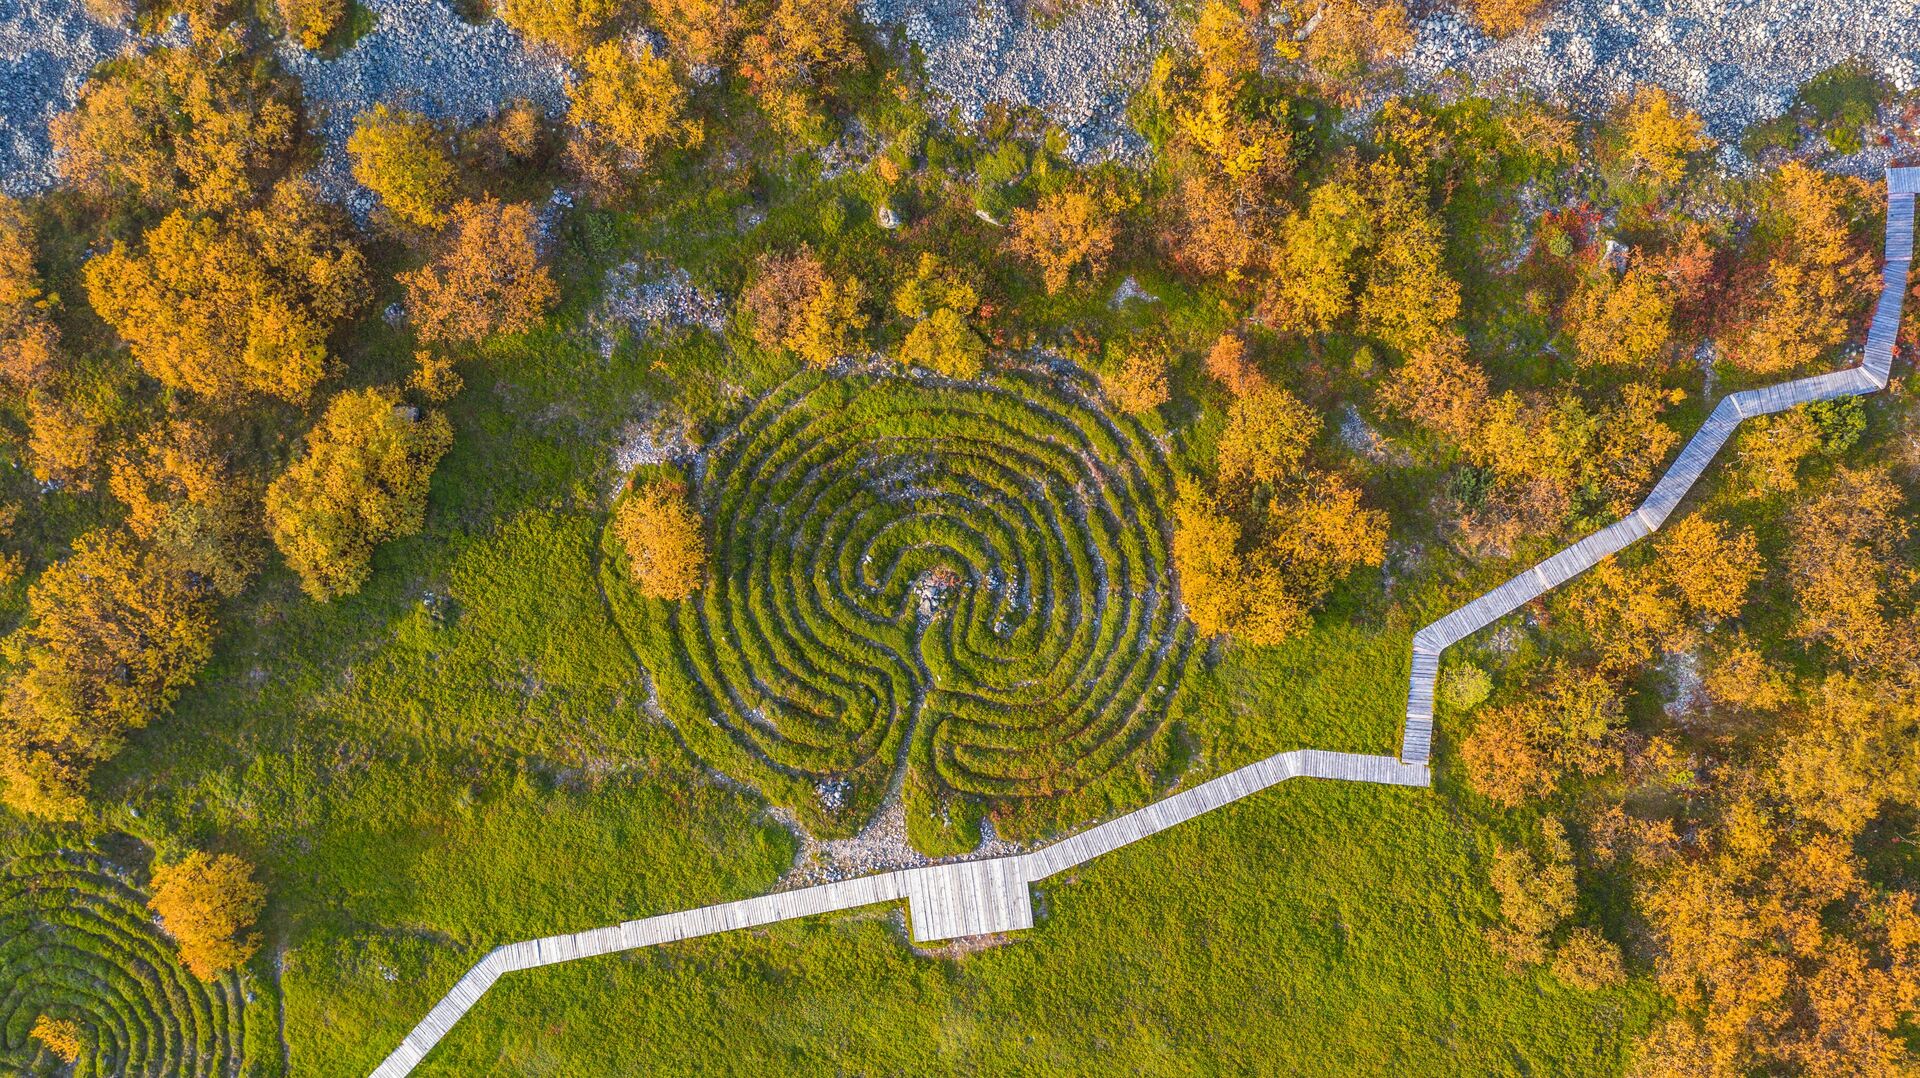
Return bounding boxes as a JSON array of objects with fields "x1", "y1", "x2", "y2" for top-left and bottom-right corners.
[
  {"x1": 0, "y1": 850, "x2": 250, "y2": 1077},
  {"x1": 650, "y1": 364, "x2": 1192, "y2": 827}
]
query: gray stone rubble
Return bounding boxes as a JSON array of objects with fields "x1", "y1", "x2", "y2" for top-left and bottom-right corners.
[{"x1": 861, "y1": 0, "x2": 1171, "y2": 163}]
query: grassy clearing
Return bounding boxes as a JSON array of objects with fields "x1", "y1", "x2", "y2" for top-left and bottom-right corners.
[{"x1": 376, "y1": 780, "x2": 1655, "y2": 1076}]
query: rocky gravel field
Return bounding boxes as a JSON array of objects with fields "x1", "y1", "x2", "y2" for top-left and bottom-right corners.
[{"x1": 4, "y1": 0, "x2": 1917, "y2": 199}]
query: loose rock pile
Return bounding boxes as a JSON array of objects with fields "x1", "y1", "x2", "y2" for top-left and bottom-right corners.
[{"x1": 861, "y1": 0, "x2": 1170, "y2": 162}]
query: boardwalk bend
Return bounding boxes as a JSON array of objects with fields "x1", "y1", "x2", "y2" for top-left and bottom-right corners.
[{"x1": 372, "y1": 167, "x2": 1919, "y2": 1077}]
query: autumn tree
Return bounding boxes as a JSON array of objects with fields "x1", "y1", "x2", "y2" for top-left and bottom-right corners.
[
  {"x1": 1260, "y1": 178, "x2": 1370, "y2": 335},
  {"x1": 1261, "y1": 162, "x2": 1458, "y2": 354},
  {"x1": 1771, "y1": 675, "x2": 1920, "y2": 838},
  {"x1": 1552, "y1": 928, "x2": 1627, "y2": 990},
  {"x1": 148, "y1": 851, "x2": 267, "y2": 980},
  {"x1": 402, "y1": 198, "x2": 558, "y2": 344},
  {"x1": 1173, "y1": 384, "x2": 1388, "y2": 646},
  {"x1": 1204, "y1": 333, "x2": 1266, "y2": 397},
  {"x1": 891, "y1": 253, "x2": 979, "y2": 321},
  {"x1": 1637, "y1": 796, "x2": 1920, "y2": 1075},
  {"x1": 109, "y1": 419, "x2": 262, "y2": 596},
  {"x1": 1103, "y1": 338, "x2": 1172, "y2": 415},
  {"x1": 278, "y1": 0, "x2": 344, "y2": 48},
  {"x1": 652, "y1": 0, "x2": 741, "y2": 67},
  {"x1": 0, "y1": 195, "x2": 59, "y2": 386},
  {"x1": 30, "y1": 1016, "x2": 84, "y2": 1063},
  {"x1": 1727, "y1": 162, "x2": 1874, "y2": 375},
  {"x1": 84, "y1": 181, "x2": 369, "y2": 403},
  {"x1": 1216, "y1": 385, "x2": 1319, "y2": 487},
  {"x1": 1008, "y1": 186, "x2": 1120, "y2": 295},
  {"x1": 348, "y1": 105, "x2": 458, "y2": 229},
  {"x1": 1657, "y1": 515, "x2": 1762, "y2": 622},
  {"x1": 898, "y1": 308, "x2": 987, "y2": 380},
  {"x1": 498, "y1": 0, "x2": 622, "y2": 54},
  {"x1": 1356, "y1": 160, "x2": 1460, "y2": 353},
  {"x1": 1460, "y1": 663, "x2": 1623, "y2": 806},
  {"x1": 741, "y1": 246, "x2": 867, "y2": 367},
  {"x1": 1787, "y1": 465, "x2": 1908, "y2": 664},
  {"x1": 1619, "y1": 86, "x2": 1711, "y2": 185},
  {"x1": 567, "y1": 40, "x2": 702, "y2": 191},
  {"x1": 1736, "y1": 409, "x2": 1821, "y2": 494},
  {"x1": 738, "y1": 0, "x2": 865, "y2": 140},
  {"x1": 265, "y1": 387, "x2": 453, "y2": 601},
  {"x1": 25, "y1": 389, "x2": 106, "y2": 491},
  {"x1": 1568, "y1": 257, "x2": 1673, "y2": 370},
  {"x1": 1284, "y1": 0, "x2": 1412, "y2": 81},
  {"x1": 612, "y1": 478, "x2": 707, "y2": 600},
  {"x1": 50, "y1": 35, "x2": 297, "y2": 212},
  {"x1": 1465, "y1": 0, "x2": 1551, "y2": 36},
  {"x1": 0, "y1": 531, "x2": 216, "y2": 819}
]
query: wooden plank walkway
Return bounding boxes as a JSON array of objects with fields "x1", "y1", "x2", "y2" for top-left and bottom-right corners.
[
  {"x1": 372, "y1": 168, "x2": 1917, "y2": 1077},
  {"x1": 1403, "y1": 168, "x2": 1914, "y2": 761}
]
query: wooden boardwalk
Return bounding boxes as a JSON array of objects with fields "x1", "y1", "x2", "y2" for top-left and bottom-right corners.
[
  {"x1": 1406, "y1": 168, "x2": 1914, "y2": 762},
  {"x1": 371, "y1": 168, "x2": 1917, "y2": 1077}
]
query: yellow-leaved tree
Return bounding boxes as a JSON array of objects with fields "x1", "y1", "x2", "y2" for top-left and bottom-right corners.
[
  {"x1": 0, "y1": 194, "x2": 59, "y2": 387},
  {"x1": 1008, "y1": 186, "x2": 1121, "y2": 295},
  {"x1": 1568, "y1": 257, "x2": 1673, "y2": 369},
  {"x1": 0, "y1": 531, "x2": 217, "y2": 819},
  {"x1": 402, "y1": 198, "x2": 558, "y2": 344},
  {"x1": 568, "y1": 41, "x2": 702, "y2": 179},
  {"x1": 50, "y1": 34, "x2": 297, "y2": 212},
  {"x1": 147, "y1": 851, "x2": 267, "y2": 980},
  {"x1": 265, "y1": 387, "x2": 454, "y2": 601},
  {"x1": 498, "y1": 0, "x2": 623, "y2": 54},
  {"x1": 278, "y1": 0, "x2": 345, "y2": 49},
  {"x1": 1173, "y1": 384, "x2": 1387, "y2": 645},
  {"x1": 347, "y1": 104, "x2": 459, "y2": 229},
  {"x1": 1728, "y1": 161, "x2": 1874, "y2": 375},
  {"x1": 612, "y1": 478, "x2": 707, "y2": 600},
  {"x1": 1619, "y1": 85, "x2": 1712, "y2": 185},
  {"x1": 83, "y1": 181, "x2": 369, "y2": 403},
  {"x1": 109, "y1": 419, "x2": 263, "y2": 597},
  {"x1": 741, "y1": 246, "x2": 867, "y2": 367}
]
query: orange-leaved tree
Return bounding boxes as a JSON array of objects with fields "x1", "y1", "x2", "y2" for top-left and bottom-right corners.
[
  {"x1": 612, "y1": 477, "x2": 707, "y2": 600},
  {"x1": 402, "y1": 198, "x2": 558, "y2": 344},
  {"x1": 148, "y1": 850, "x2": 267, "y2": 980},
  {"x1": 83, "y1": 181, "x2": 369, "y2": 403}
]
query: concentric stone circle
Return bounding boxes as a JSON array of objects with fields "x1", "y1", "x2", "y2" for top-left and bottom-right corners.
[
  {"x1": 645, "y1": 363, "x2": 1192, "y2": 835},
  {"x1": 0, "y1": 850, "x2": 251, "y2": 1076}
]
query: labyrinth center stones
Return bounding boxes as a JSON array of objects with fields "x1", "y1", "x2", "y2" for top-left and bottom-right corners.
[{"x1": 639, "y1": 364, "x2": 1194, "y2": 848}]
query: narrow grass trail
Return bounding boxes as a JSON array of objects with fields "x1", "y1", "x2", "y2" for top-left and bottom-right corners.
[{"x1": 372, "y1": 168, "x2": 1917, "y2": 1078}]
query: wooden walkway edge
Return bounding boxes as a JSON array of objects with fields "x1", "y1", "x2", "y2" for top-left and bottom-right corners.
[{"x1": 370, "y1": 168, "x2": 1917, "y2": 1077}]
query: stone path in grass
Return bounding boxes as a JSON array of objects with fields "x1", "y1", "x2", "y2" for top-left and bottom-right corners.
[{"x1": 370, "y1": 167, "x2": 1917, "y2": 1077}]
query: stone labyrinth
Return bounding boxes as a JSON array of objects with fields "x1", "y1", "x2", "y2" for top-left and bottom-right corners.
[
  {"x1": 646, "y1": 364, "x2": 1193, "y2": 845},
  {"x1": 0, "y1": 850, "x2": 252, "y2": 1076}
]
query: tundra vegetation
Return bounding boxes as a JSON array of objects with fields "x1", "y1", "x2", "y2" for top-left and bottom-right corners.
[{"x1": 0, "y1": 0, "x2": 1915, "y2": 1074}]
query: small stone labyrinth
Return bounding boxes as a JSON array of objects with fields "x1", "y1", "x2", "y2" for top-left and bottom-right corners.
[{"x1": 652, "y1": 364, "x2": 1193, "y2": 839}]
